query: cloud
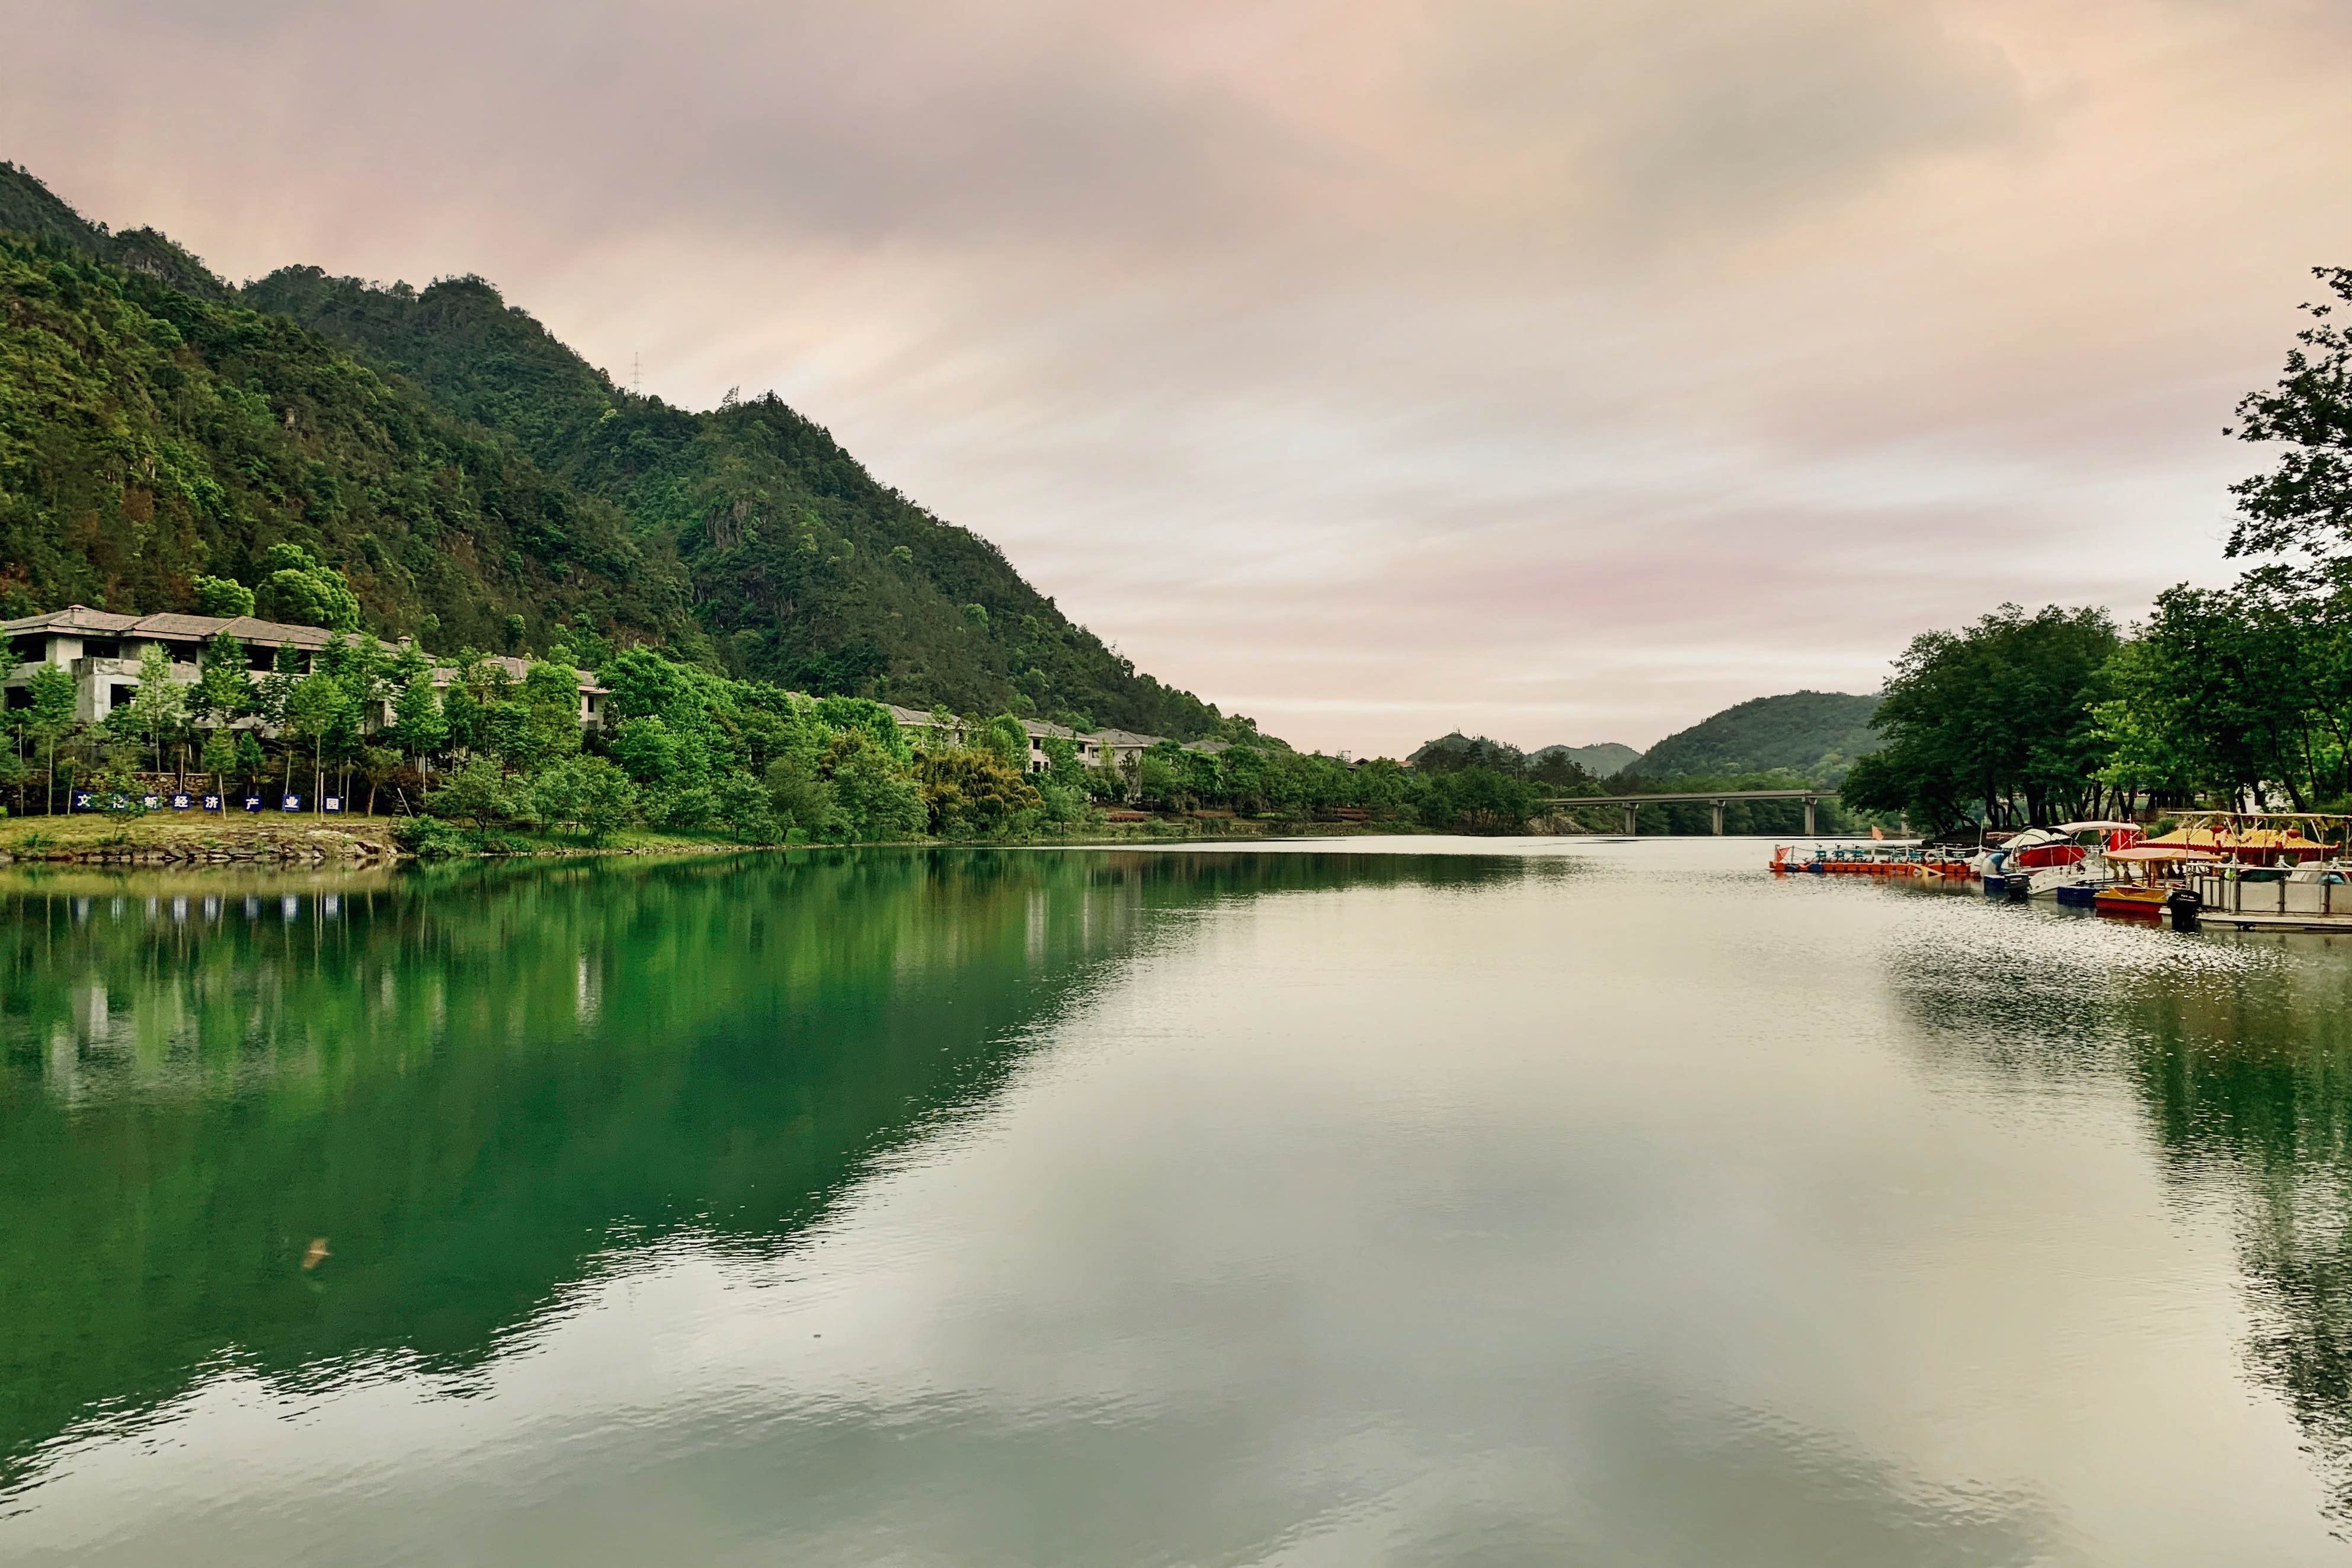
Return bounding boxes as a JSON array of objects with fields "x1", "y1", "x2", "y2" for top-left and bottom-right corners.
[
  {"x1": 4, "y1": 1, "x2": 2351, "y2": 751},
  {"x1": 1416, "y1": 0, "x2": 2033, "y2": 247}
]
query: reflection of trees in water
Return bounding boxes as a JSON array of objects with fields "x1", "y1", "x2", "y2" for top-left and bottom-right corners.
[
  {"x1": 0, "y1": 848, "x2": 1538, "y2": 1495},
  {"x1": 1889, "y1": 920, "x2": 2352, "y2": 1530},
  {"x1": 2127, "y1": 966, "x2": 2352, "y2": 1535}
]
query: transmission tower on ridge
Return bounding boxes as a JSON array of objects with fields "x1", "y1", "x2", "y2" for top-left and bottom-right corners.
[{"x1": 631, "y1": 353, "x2": 641, "y2": 396}]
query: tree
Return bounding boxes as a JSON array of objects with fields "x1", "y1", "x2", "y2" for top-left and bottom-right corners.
[
  {"x1": 765, "y1": 754, "x2": 839, "y2": 838},
  {"x1": 2097, "y1": 577, "x2": 2325, "y2": 809},
  {"x1": 1039, "y1": 735, "x2": 1086, "y2": 791},
  {"x1": 387, "y1": 654, "x2": 447, "y2": 783},
  {"x1": 232, "y1": 731, "x2": 267, "y2": 792},
  {"x1": 1839, "y1": 604, "x2": 2120, "y2": 833},
  {"x1": 711, "y1": 770, "x2": 780, "y2": 844},
  {"x1": 125, "y1": 641, "x2": 186, "y2": 775},
  {"x1": 251, "y1": 543, "x2": 361, "y2": 630},
  {"x1": 192, "y1": 575, "x2": 255, "y2": 617},
  {"x1": 1137, "y1": 747, "x2": 1182, "y2": 809},
  {"x1": 428, "y1": 759, "x2": 516, "y2": 830},
  {"x1": 529, "y1": 756, "x2": 641, "y2": 843},
  {"x1": 922, "y1": 749, "x2": 1041, "y2": 837},
  {"x1": 357, "y1": 744, "x2": 402, "y2": 815},
  {"x1": 813, "y1": 695, "x2": 909, "y2": 761},
  {"x1": 982, "y1": 713, "x2": 1029, "y2": 769},
  {"x1": 608, "y1": 715, "x2": 681, "y2": 787},
  {"x1": 823, "y1": 728, "x2": 925, "y2": 840},
  {"x1": 251, "y1": 643, "x2": 303, "y2": 792},
  {"x1": 199, "y1": 727, "x2": 241, "y2": 785},
  {"x1": 509, "y1": 658, "x2": 584, "y2": 771},
  {"x1": 439, "y1": 652, "x2": 489, "y2": 759},
  {"x1": 2228, "y1": 267, "x2": 2352, "y2": 562},
  {"x1": 23, "y1": 662, "x2": 76, "y2": 814},
  {"x1": 1419, "y1": 766, "x2": 1534, "y2": 832},
  {"x1": 281, "y1": 671, "x2": 352, "y2": 809},
  {"x1": 598, "y1": 646, "x2": 687, "y2": 724},
  {"x1": 187, "y1": 633, "x2": 251, "y2": 737}
]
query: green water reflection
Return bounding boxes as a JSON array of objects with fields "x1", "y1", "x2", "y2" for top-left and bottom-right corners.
[{"x1": 0, "y1": 849, "x2": 1519, "y2": 1499}]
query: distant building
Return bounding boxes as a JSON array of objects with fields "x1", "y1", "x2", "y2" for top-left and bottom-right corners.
[
  {"x1": 1, "y1": 605, "x2": 1240, "y2": 767},
  {"x1": 882, "y1": 709, "x2": 1228, "y2": 775},
  {"x1": 1, "y1": 605, "x2": 608, "y2": 729}
]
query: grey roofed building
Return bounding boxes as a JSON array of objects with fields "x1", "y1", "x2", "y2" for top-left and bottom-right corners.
[
  {"x1": 882, "y1": 706, "x2": 1224, "y2": 775},
  {"x1": 2, "y1": 604, "x2": 607, "y2": 729}
]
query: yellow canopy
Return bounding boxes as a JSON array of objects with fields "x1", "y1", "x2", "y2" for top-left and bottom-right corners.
[
  {"x1": 2105, "y1": 846, "x2": 2225, "y2": 864},
  {"x1": 2140, "y1": 826, "x2": 2331, "y2": 854}
]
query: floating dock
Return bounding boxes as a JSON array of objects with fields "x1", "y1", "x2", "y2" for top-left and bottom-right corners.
[{"x1": 2184, "y1": 871, "x2": 2352, "y2": 933}]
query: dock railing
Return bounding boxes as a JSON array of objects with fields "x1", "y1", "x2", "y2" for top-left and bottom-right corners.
[{"x1": 2187, "y1": 871, "x2": 2344, "y2": 919}]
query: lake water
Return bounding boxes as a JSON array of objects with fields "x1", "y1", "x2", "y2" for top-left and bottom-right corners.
[{"x1": 4, "y1": 838, "x2": 2352, "y2": 1564}]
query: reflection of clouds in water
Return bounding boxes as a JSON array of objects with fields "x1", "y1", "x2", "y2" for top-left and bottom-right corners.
[
  {"x1": 655, "y1": 1380, "x2": 2067, "y2": 1567},
  {"x1": 12, "y1": 1301, "x2": 2066, "y2": 1568},
  {"x1": 1884, "y1": 906, "x2": 2352, "y2": 1534}
]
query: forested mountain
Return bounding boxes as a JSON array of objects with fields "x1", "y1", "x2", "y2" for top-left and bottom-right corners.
[
  {"x1": 1530, "y1": 742, "x2": 1636, "y2": 778},
  {"x1": 1630, "y1": 691, "x2": 1880, "y2": 782},
  {"x1": 0, "y1": 208, "x2": 702, "y2": 655},
  {"x1": 0, "y1": 162, "x2": 1232, "y2": 738}
]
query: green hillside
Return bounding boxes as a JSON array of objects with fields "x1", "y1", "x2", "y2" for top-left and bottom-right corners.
[
  {"x1": 0, "y1": 162, "x2": 1234, "y2": 738},
  {"x1": 1630, "y1": 691, "x2": 1881, "y2": 783},
  {"x1": 241, "y1": 266, "x2": 1224, "y2": 733},
  {"x1": 0, "y1": 181, "x2": 702, "y2": 655},
  {"x1": 1530, "y1": 742, "x2": 1637, "y2": 778}
]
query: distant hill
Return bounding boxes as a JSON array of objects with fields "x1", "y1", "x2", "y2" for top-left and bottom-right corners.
[
  {"x1": 1630, "y1": 691, "x2": 1880, "y2": 783},
  {"x1": 1409, "y1": 733, "x2": 1525, "y2": 773},
  {"x1": 0, "y1": 161, "x2": 1237, "y2": 739},
  {"x1": 1530, "y1": 742, "x2": 1637, "y2": 778}
]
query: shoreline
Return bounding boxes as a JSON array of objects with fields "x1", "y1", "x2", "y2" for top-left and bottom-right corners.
[{"x1": 0, "y1": 810, "x2": 1489, "y2": 868}]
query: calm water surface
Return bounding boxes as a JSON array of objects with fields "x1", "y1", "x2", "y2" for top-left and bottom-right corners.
[{"x1": 5, "y1": 838, "x2": 2352, "y2": 1564}]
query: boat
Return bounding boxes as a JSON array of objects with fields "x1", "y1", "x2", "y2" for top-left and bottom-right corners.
[
  {"x1": 1972, "y1": 825, "x2": 2084, "y2": 894},
  {"x1": 2019, "y1": 821, "x2": 2144, "y2": 902},
  {"x1": 2171, "y1": 814, "x2": 2352, "y2": 930},
  {"x1": 2139, "y1": 813, "x2": 2335, "y2": 867},
  {"x1": 2092, "y1": 846, "x2": 2226, "y2": 919},
  {"x1": 1768, "y1": 843, "x2": 1973, "y2": 879}
]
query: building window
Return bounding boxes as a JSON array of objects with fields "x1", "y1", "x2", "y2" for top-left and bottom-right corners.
[
  {"x1": 4, "y1": 686, "x2": 29, "y2": 710},
  {"x1": 110, "y1": 684, "x2": 136, "y2": 709},
  {"x1": 83, "y1": 639, "x2": 120, "y2": 661}
]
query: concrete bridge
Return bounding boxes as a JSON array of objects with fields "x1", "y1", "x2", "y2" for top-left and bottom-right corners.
[{"x1": 1537, "y1": 788, "x2": 1835, "y2": 836}]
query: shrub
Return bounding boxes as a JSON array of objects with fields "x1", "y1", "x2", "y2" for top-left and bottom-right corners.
[
  {"x1": 427, "y1": 759, "x2": 517, "y2": 829},
  {"x1": 528, "y1": 756, "x2": 640, "y2": 843},
  {"x1": 392, "y1": 814, "x2": 473, "y2": 860}
]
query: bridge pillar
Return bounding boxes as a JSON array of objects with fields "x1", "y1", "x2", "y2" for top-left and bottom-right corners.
[
  {"x1": 1623, "y1": 802, "x2": 1638, "y2": 836},
  {"x1": 1711, "y1": 799, "x2": 1726, "y2": 836},
  {"x1": 1804, "y1": 796, "x2": 1818, "y2": 836}
]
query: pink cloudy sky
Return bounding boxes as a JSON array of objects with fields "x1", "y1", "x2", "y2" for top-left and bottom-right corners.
[{"x1": 7, "y1": 1, "x2": 2350, "y2": 753}]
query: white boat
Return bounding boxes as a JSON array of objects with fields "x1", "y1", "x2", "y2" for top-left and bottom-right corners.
[
  {"x1": 1973, "y1": 821, "x2": 2140, "y2": 897},
  {"x1": 2021, "y1": 821, "x2": 2145, "y2": 903}
]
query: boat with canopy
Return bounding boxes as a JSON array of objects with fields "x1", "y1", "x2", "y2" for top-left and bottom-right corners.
[
  {"x1": 2165, "y1": 814, "x2": 2352, "y2": 929},
  {"x1": 2092, "y1": 846, "x2": 2226, "y2": 917}
]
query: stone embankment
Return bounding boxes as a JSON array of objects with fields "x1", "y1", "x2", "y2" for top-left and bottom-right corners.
[{"x1": 0, "y1": 823, "x2": 396, "y2": 866}]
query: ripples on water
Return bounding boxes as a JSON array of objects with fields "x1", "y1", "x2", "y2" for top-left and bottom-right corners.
[{"x1": 4, "y1": 841, "x2": 2352, "y2": 1563}]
